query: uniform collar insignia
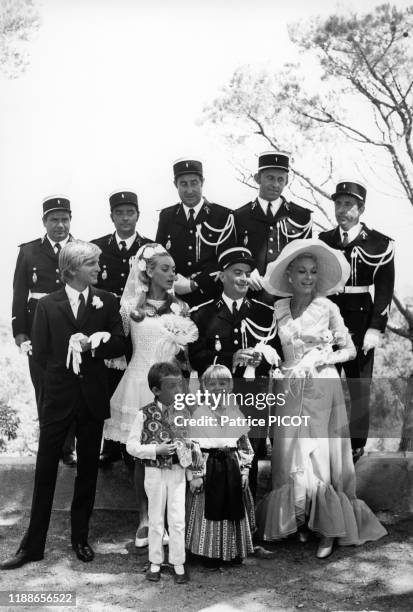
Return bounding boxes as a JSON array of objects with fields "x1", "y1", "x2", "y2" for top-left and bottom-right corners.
[
  {"x1": 108, "y1": 234, "x2": 114, "y2": 244},
  {"x1": 245, "y1": 298, "x2": 251, "y2": 308},
  {"x1": 41, "y1": 235, "x2": 46, "y2": 244},
  {"x1": 360, "y1": 230, "x2": 367, "y2": 240},
  {"x1": 251, "y1": 200, "x2": 257, "y2": 210},
  {"x1": 216, "y1": 299, "x2": 223, "y2": 309},
  {"x1": 204, "y1": 204, "x2": 210, "y2": 214}
]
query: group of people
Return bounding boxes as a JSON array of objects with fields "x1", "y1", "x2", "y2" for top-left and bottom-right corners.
[{"x1": 2, "y1": 151, "x2": 394, "y2": 583}]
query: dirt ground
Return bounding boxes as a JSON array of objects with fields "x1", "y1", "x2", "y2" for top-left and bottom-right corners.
[{"x1": 0, "y1": 510, "x2": 412, "y2": 612}]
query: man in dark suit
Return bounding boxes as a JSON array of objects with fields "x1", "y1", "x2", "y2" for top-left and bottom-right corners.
[
  {"x1": 234, "y1": 152, "x2": 312, "y2": 302},
  {"x1": 319, "y1": 181, "x2": 395, "y2": 461},
  {"x1": 91, "y1": 189, "x2": 151, "y2": 467},
  {"x1": 1, "y1": 241, "x2": 126, "y2": 570},
  {"x1": 188, "y1": 247, "x2": 279, "y2": 501},
  {"x1": 155, "y1": 158, "x2": 236, "y2": 308},
  {"x1": 12, "y1": 195, "x2": 76, "y2": 465}
]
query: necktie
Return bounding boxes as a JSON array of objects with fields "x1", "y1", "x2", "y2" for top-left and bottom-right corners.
[
  {"x1": 119, "y1": 240, "x2": 127, "y2": 254},
  {"x1": 188, "y1": 208, "x2": 196, "y2": 229},
  {"x1": 55, "y1": 243, "x2": 61, "y2": 256},
  {"x1": 77, "y1": 293, "x2": 86, "y2": 321},
  {"x1": 266, "y1": 201, "x2": 273, "y2": 220},
  {"x1": 232, "y1": 301, "x2": 238, "y2": 317},
  {"x1": 342, "y1": 232, "x2": 349, "y2": 247}
]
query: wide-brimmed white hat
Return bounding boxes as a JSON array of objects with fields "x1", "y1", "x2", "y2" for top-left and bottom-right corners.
[{"x1": 262, "y1": 238, "x2": 350, "y2": 297}]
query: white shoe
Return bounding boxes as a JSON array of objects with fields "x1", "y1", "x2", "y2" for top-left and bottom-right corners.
[
  {"x1": 135, "y1": 524, "x2": 149, "y2": 548},
  {"x1": 162, "y1": 529, "x2": 169, "y2": 546},
  {"x1": 316, "y1": 537, "x2": 334, "y2": 559}
]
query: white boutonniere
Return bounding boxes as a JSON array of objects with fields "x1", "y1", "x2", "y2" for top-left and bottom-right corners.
[{"x1": 92, "y1": 295, "x2": 103, "y2": 310}]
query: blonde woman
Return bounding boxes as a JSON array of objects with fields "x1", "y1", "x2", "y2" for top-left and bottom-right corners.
[{"x1": 104, "y1": 243, "x2": 198, "y2": 547}]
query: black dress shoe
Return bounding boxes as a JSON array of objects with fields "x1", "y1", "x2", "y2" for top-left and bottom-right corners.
[
  {"x1": 352, "y1": 447, "x2": 365, "y2": 464},
  {"x1": 174, "y1": 569, "x2": 189, "y2": 584},
  {"x1": 72, "y1": 542, "x2": 94, "y2": 563},
  {"x1": 0, "y1": 549, "x2": 43, "y2": 570},
  {"x1": 99, "y1": 451, "x2": 121, "y2": 468},
  {"x1": 146, "y1": 568, "x2": 161, "y2": 582},
  {"x1": 63, "y1": 452, "x2": 77, "y2": 466}
]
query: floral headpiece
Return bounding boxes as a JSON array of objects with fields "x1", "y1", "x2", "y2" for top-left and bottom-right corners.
[{"x1": 138, "y1": 244, "x2": 168, "y2": 272}]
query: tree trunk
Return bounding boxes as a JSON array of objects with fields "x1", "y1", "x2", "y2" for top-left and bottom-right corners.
[{"x1": 399, "y1": 373, "x2": 413, "y2": 451}]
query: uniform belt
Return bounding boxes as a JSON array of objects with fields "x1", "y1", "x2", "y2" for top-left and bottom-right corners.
[
  {"x1": 343, "y1": 286, "x2": 371, "y2": 294},
  {"x1": 29, "y1": 292, "x2": 49, "y2": 300}
]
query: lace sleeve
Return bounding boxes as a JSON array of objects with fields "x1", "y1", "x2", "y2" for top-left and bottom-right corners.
[
  {"x1": 120, "y1": 303, "x2": 131, "y2": 336},
  {"x1": 325, "y1": 301, "x2": 356, "y2": 365}
]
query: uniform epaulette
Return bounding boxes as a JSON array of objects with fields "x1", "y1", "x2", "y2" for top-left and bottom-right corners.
[
  {"x1": 157, "y1": 203, "x2": 180, "y2": 214},
  {"x1": 18, "y1": 237, "x2": 41, "y2": 248},
  {"x1": 189, "y1": 299, "x2": 214, "y2": 313},
  {"x1": 370, "y1": 228, "x2": 394, "y2": 242},
  {"x1": 287, "y1": 199, "x2": 312, "y2": 214},
  {"x1": 251, "y1": 298, "x2": 275, "y2": 310}
]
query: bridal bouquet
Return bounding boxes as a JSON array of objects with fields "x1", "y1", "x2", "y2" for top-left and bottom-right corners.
[
  {"x1": 154, "y1": 314, "x2": 199, "y2": 364},
  {"x1": 160, "y1": 314, "x2": 199, "y2": 346},
  {"x1": 287, "y1": 329, "x2": 343, "y2": 380}
]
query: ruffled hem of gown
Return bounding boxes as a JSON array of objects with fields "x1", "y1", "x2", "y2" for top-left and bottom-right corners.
[{"x1": 255, "y1": 473, "x2": 387, "y2": 545}]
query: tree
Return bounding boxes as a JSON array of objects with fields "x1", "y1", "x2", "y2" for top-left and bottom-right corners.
[
  {"x1": 0, "y1": 0, "x2": 40, "y2": 78},
  {"x1": 204, "y1": 3, "x2": 413, "y2": 448}
]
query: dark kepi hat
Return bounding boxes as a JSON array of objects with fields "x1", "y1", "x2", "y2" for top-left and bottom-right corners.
[
  {"x1": 331, "y1": 180, "x2": 367, "y2": 203},
  {"x1": 218, "y1": 247, "x2": 256, "y2": 270},
  {"x1": 173, "y1": 158, "x2": 203, "y2": 179},
  {"x1": 258, "y1": 150, "x2": 289, "y2": 172},
  {"x1": 42, "y1": 195, "x2": 71, "y2": 217},
  {"x1": 109, "y1": 190, "x2": 138, "y2": 210}
]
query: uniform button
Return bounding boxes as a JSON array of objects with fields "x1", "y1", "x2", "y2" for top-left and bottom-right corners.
[
  {"x1": 234, "y1": 340, "x2": 239, "y2": 345},
  {"x1": 188, "y1": 246, "x2": 193, "y2": 250},
  {"x1": 188, "y1": 262, "x2": 192, "y2": 267},
  {"x1": 55, "y1": 268, "x2": 59, "y2": 273},
  {"x1": 270, "y1": 226, "x2": 273, "y2": 231},
  {"x1": 78, "y1": 374, "x2": 84, "y2": 379},
  {"x1": 268, "y1": 249, "x2": 273, "y2": 254},
  {"x1": 120, "y1": 287, "x2": 124, "y2": 292},
  {"x1": 122, "y1": 259, "x2": 127, "y2": 263},
  {"x1": 190, "y1": 230, "x2": 194, "y2": 235},
  {"x1": 121, "y1": 273, "x2": 125, "y2": 277},
  {"x1": 269, "y1": 238, "x2": 273, "y2": 242},
  {"x1": 234, "y1": 328, "x2": 238, "y2": 333},
  {"x1": 56, "y1": 279, "x2": 60, "y2": 284}
]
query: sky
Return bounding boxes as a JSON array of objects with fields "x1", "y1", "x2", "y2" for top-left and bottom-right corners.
[{"x1": 0, "y1": 0, "x2": 412, "y2": 321}]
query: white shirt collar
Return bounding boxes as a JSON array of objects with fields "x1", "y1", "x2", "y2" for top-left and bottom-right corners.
[
  {"x1": 47, "y1": 235, "x2": 70, "y2": 250},
  {"x1": 65, "y1": 284, "x2": 89, "y2": 304},
  {"x1": 182, "y1": 198, "x2": 204, "y2": 220},
  {"x1": 115, "y1": 232, "x2": 137, "y2": 251},
  {"x1": 222, "y1": 293, "x2": 244, "y2": 313},
  {"x1": 339, "y1": 222, "x2": 362, "y2": 243},
  {"x1": 257, "y1": 196, "x2": 282, "y2": 216}
]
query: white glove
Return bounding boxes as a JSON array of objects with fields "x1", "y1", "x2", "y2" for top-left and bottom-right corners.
[
  {"x1": 66, "y1": 333, "x2": 88, "y2": 375},
  {"x1": 19, "y1": 340, "x2": 33, "y2": 356},
  {"x1": 247, "y1": 268, "x2": 263, "y2": 291},
  {"x1": 174, "y1": 273, "x2": 193, "y2": 295},
  {"x1": 89, "y1": 331, "x2": 110, "y2": 349},
  {"x1": 362, "y1": 328, "x2": 381, "y2": 355}
]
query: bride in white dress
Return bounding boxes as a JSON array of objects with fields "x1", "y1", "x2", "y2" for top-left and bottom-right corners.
[{"x1": 104, "y1": 243, "x2": 198, "y2": 545}]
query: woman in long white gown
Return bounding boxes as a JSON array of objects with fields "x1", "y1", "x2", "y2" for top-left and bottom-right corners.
[
  {"x1": 104, "y1": 243, "x2": 198, "y2": 545},
  {"x1": 256, "y1": 239, "x2": 387, "y2": 559}
]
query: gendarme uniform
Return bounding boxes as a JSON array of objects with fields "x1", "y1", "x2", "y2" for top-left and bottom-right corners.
[
  {"x1": 155, "y1": 159, "x2": 237, "y2": 308},
  {"x1": 234, "y1": 152, "x2": 312, "y2": 276},
  {"x1": 91, "y1": 190, "x2": 152, "y2": 466},
  {"x1": 91, "y1": 191, "x2": 152, "y2": 299},
  {"x1": 12, "y1": 196, "x2": 73, "y2": 341},
  {"x1": 12, "y1": 196, "x2": 74, "y2": 417},
  {"x1": 319, "y1": 180, "x2": 395, "y2": 450},
  {"x1": 188, "y1": 247, "x2": 278, "y2": 500}
]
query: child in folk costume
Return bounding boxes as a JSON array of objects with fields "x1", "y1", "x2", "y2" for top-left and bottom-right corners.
[
  {"x1": 126, "y1": 361, "x2": 201, "y2": 584},
  {"x1": 185, "y1": 364, "x2": 256, "y2": 569}
]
